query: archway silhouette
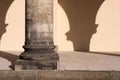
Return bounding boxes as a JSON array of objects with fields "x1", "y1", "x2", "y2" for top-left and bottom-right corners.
[
  {"x1": 58, "y1": 0, "x2": 104, "y2": 51},
  {"x1": 0, "y1": 0, "x2": 14, "y2": 40},
  {"x1": 0, "y1": 0, "x2": 15, "y2": 70}
]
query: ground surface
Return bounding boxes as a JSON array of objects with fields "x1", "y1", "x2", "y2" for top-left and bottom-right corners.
[{"x1": 0, "y1": 51, "x2": 120, "y2": 71}]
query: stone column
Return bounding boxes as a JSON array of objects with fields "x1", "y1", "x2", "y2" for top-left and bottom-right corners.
[{"x1": 15, "y1": 0, "x2": 59, "y2": 70}]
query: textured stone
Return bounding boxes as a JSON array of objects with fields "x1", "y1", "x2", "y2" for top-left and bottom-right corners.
[
  {"x1": 15, "y1": 59, "x2": 58, "y2": 70},
  {"x1": 15, "y1": 0, "x2": 59, "y2": 70},
  {"x1": 0, "y1": 71, "x2": 36, "y2": 80},
  {"x1": 25, "y1": 0, "x2": 54, "y2": 47},
  {"x1": 34, "y1": 71, "x2": 120, "y2": 80},
  {"x1": 0, "y1": 71, "x2": 120, "y2": 80},
  {"x1": 19, "y1": 51, "x2": 59, "y2": 61}
]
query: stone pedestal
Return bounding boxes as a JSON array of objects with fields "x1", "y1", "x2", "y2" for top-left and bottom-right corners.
[{"x1": 15, "y1": 0, "x2": 59, "y2": 70}]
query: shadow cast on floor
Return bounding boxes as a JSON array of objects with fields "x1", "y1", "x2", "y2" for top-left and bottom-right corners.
[
  {"x1": 89, "y1": 51, "x2": 120, "y2": 57},
  {"x1": 0, "y1": 51, "x2": 18, "y2": 70},
  {"x1": 59, "y1": 0, "x2": 104, "y2": 51},
  {"x1": 0, "y1": 0, "x2": 14, "y2": 40}
]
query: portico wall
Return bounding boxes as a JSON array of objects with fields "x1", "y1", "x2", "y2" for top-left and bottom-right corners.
[{"x1": 0, "y1": 0, "x2": 120, "y2": 52}]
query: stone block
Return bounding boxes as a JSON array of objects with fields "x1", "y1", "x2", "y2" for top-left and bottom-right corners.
[
  {"x1": 0, "y1": 71, "x2": 36, "y2": 80},
  {"x1": 15, "y1": 59, "x2": 58, "y2": 70}
]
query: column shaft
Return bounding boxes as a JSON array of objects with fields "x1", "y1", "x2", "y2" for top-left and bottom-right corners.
[{"x1": 15, "y1": 0, "x2": 59, "y2": 70}]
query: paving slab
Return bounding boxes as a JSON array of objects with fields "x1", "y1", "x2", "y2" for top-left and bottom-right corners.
[{"x1": 0, "y1": 51, "x2": 120, "y2": 71}]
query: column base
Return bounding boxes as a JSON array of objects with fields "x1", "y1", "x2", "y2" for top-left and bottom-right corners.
[
  {"x1": 15, "y1": 59, "x2": 58, "y2": 71},
  {"x1": 15, "y1": 51, "x2": 59, "y2": 70}
]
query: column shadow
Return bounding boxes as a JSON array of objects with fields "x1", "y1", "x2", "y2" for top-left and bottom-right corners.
[
  {"x1": 58, "y1": 0, "x2": 104, "y2": 51},
  {"x1": 0, "y1": 51, "x2": 18, "y2": 70},
  {"x1": 0, "y1": 0, "x2": 14, "y2": 40}
]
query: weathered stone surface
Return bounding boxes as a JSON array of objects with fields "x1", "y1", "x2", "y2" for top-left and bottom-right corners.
[
  {"x1": 0, "y1": 71, "x2": 120, "y2": 80},
  {"x1": 15, "y1": 51, "x2": 59, "y2": 70},
  {"x1": 0, "y1": 71, "x2": 36, "y2": 80},
  {"x1": 15, "y1": 60, "x2": 58, "y2": 70},
  {"x1": 25, "y1": 0, "x2": 54, "y2": 47},
  {"x1": 19, "y1": 51, "x2": 59, "y2": 60},
  {"x1": 41, "y1": 71, "x2": 120, "y2": 80},
  {"x1": 0, "y1": 71, "x2": 18, "y2": 80},
  {"x1": 15, "y1": 0, "x2": 59, "y2": 70},
  {"x1": 16, "y1": 71, "x2": 36, "y2": 80}
]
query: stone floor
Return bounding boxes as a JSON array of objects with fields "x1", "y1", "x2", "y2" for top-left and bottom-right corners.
[
  {"x1": 59, "y1": 51, "x2": 120, "y2": 71},
  {"x1": 0, "y1": 51, "x2": 120, "y2": 71}
]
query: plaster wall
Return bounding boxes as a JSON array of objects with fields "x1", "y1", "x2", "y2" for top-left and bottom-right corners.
[{"x1": 0, "y1": 0, "x2": 120, "y2": 52}]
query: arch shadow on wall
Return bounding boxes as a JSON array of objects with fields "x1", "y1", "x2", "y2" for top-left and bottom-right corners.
[
  {"x1": 0, "y1": 0, "x2": 14, "y2": 40},
  {"x1": 0, "y1": 0, "x2": 16, "y2": 70},
  {"x1": 58, "y1": 0, "x2": 104, "y2": 51}
]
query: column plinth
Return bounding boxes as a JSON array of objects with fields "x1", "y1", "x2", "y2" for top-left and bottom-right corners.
[{"x1": 15, "y1": 0, "x2": 59, "y2": 70}]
